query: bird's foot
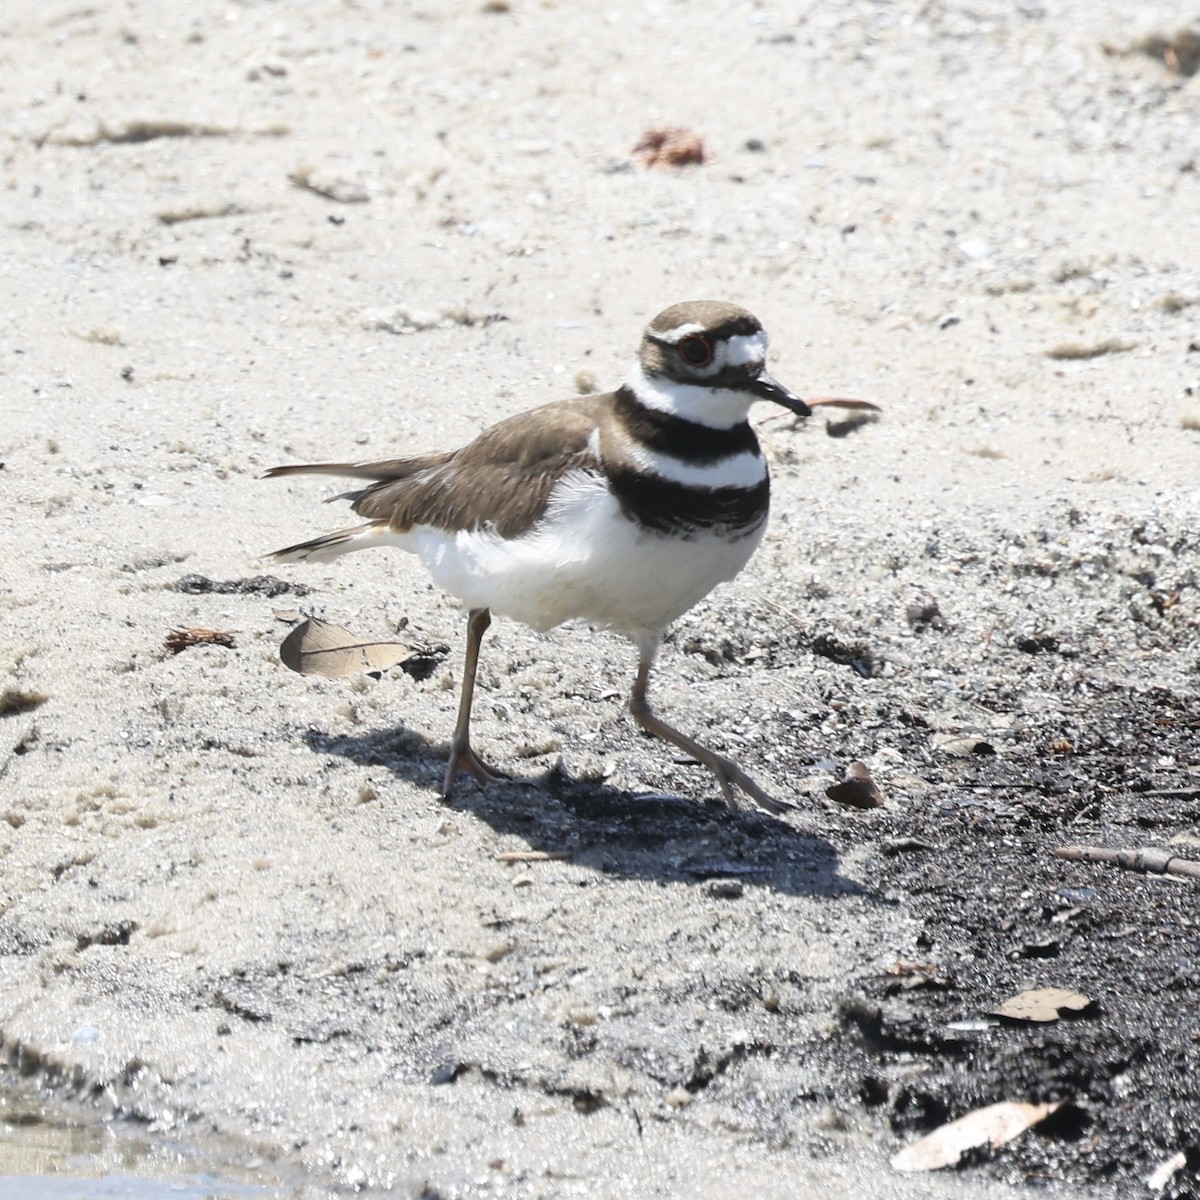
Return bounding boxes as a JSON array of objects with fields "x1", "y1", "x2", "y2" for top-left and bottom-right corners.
[
  {"x1": 442, "y1": 741, "x2": 508, "y2": 798},
  {"x1": 706, "y1": 753, "x2": 794, "y2": 816},
  {"x1": 628, "y1": 696, "x2": 794, "y2": 817}
]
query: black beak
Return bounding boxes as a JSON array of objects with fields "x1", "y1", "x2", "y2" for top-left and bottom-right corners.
[{"x1": 749, "y1": 370, "x2": 811, "y2": 418}]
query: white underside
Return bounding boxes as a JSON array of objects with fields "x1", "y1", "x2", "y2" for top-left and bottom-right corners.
[{"x1": 367, "y1": 470, "x2": 766, "y2": 641}]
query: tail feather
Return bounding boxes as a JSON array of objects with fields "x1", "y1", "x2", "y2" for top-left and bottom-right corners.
[
  {"x1": 264, "y1": 453, "x2": 449, "y2": 484},
  {"x1": 270, "y1": 522, "x2": 392, "y2": 564},
  {"x1": 266, "y1": 455, "x2": 446, "y2": 561}
]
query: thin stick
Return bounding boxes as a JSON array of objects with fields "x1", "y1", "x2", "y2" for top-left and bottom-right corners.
[
  {"x1": 496, "y1": 850, "x2": 574, "y2": 864},
  {"x1": 758, "y1": 594, "x2": 807, "y2": 627},
  {"x1": 1054, "y1": 845, "x2": 1200, "y2": 882}
]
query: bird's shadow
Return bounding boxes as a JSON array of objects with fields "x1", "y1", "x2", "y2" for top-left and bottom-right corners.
[{"x1": 308, "y1": 725, "x2": 878, "y2": 903}]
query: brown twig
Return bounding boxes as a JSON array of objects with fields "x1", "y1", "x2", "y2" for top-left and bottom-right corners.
[
  {"x1": 1126, "y1": 788, "x2": 1200, "y2": 800},
  {"x1": 496, "y1": 850, "x2": 573, "y2": 864},
  {"x1": 758, "y1": 594, "x2": 807, "y2": 626},
  {"x1": 1054, "y1": 844, "x2": 1200, "y2": 882},
  {"x1": 165, "y1": 627, "x2": 236, "y2": 653}
]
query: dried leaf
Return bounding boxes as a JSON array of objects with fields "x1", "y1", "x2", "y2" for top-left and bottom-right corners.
[
  {"x1": 1146, "y1": 1149, "x2": 1188, "y2": 1190},
  {"x1": 883, "y1": 960, "x2": 946, "y2": 991},
  {"x1": 1105, "y1": 28, "x2": 1200, "y2": 77},
  {"x1": 933, "y1": 734, "x2": 996, "y2": 758},
  {"x1": 992, "y1": 987, "x2": 1094, "y2": 1023},
  {"x1": 631, "y1": 126, "x2": 706, "y2": 168},
  {"x1": 826, "y1": 760, "x2": 885, "y2": 809},
  {"x1": 288, "y1": 165, "x2": 370, "y2": 204},
  {"x1": 279, "y1": 617, "x2": 417, "y2": 679},
  {"x1": 884, "y1": 960, "x2": 939, "y2": 980},
  {"x1": 0, "y1": 689, "x2": 49, "y2": 717},
  {"x1": 166, "y1": 627, "x2": 236, "y2": 653},
  {"x1": 892, "y1": 1100, "x2": 1062, "y2": 1172},
  {"x1": 1044, "y1": 337, "x2": 1139, "y2": 361}
]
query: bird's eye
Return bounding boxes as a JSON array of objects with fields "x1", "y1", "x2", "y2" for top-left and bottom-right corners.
[{"x1": 677, "y1": 335, "x2": 714, "y2": 367}]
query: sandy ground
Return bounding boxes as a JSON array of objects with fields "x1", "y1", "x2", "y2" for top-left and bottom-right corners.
[{"x1": 2, "y1": 0, "x2": 1198, "y2": 1196}]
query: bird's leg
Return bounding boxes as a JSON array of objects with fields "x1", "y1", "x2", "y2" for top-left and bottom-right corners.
[
  {"x1": 442, "y1": 607, "x2": 507, "y2": 797},
  {"x1": 627, "y1": 640, "x2": 792, "y2": 816}
]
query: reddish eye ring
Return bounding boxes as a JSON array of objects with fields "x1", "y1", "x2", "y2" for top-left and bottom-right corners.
[{"x1": 677, "y1": 334, "x2": 714, "y2": 367}]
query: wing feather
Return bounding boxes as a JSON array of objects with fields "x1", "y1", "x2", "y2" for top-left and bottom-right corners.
[{"x1": 267, "y1": 396, "x2": 606, "y2": 540}]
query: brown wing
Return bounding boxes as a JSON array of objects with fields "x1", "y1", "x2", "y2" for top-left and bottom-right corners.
[{"x1": 270, "y1": 395, "x2": 607, "y2": 541}]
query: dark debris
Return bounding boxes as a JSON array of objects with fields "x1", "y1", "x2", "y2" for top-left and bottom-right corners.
[
  {"x1": 175, "y1": 573, "x2": 310, "y2": 598},
  {"x1": 820, "y1": 681, "x2": 1200, "y2": 1195}
]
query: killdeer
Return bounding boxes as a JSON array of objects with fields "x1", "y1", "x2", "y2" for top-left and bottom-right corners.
[{"x1": 268, "y1": 301, "x2": 861, "y2": 814}]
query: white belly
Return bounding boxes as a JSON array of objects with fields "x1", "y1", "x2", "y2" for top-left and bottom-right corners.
[{"x1": 386, "y1": 471, "x2": 765, "y2": 639}]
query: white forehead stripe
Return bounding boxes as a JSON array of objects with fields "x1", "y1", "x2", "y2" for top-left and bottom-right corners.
[
  {"x1": 721, "y1": 331, "x2": 768, "y2": 368},
  {"x1": 652, "y1": 322, "x2": 704, "y2": 344},
  {"x1": 649, "y1": 327, "x2": 768, "y2": 380}
]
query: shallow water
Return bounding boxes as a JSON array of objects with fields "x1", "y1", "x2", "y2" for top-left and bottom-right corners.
[{"x1": 0, "y1": 1076, "x2": 289, "y2": 1200}]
